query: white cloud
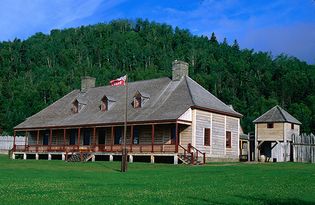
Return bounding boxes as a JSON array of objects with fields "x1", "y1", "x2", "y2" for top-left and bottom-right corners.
[
  {"x1": 0, "y1": 0, "x2": 125, "y2": 41},
  {"x1": 152, "y1": 0, "x2": 315, "y2": 63},
  {"x1": 0, "y1": 0, "x2": 313, "y2": 63}
]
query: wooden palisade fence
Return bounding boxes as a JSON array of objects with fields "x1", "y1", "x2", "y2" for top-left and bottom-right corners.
[
  {"x1": 0, "y1": 136, "x2": 25, "y2": 151},
  {"x1": 292, "y1": 133, "x2": 315, "y2": 163}
]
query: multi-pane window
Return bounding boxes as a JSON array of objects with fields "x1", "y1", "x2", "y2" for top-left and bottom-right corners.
[
  {"x1": 226, "y1": 131, "x2": 231, "y2": 148},
  {"x1": 204, "y1": 128, "x2": 210, "y2": 146}
]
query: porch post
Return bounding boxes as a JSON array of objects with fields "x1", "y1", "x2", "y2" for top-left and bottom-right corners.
[
  {"x1": 13, "y1": 130, "x2": 16, "y2": 152},
  {"x1": 25, "y1": 131, "x2": 27, "y2": 151},
  {"x1": 93, "y1": 127, "x2": 96, "y2": 146},
  {"x1": 151, "y1": 124, "x2": 155, "y2": 153},
  {"x1": 130, "y1": 125, "x2": 134, "y2": 153},
  {"x1": 111, "y1": 126, "x2": 114, "y2": 152},
  {"x1": 63, "y1": 129, "x2": 66, "y2": 150},
  {"x1": 175, "y1": 122, "x2": 178, "y2": 153},
  {"x1": 36, "y1": 130, "x2": 40, "y2": 152},
  {"x1": 49, "y1": 128, "x2": 52, "y2": 151},
  {"x1": 77, "y1": 128, "x2": 81, "y2": 150},
  {"x1": 93, "y1": 127, "x2": 96, "y2": 152}
]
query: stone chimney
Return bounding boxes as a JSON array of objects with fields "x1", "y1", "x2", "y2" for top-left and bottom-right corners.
[
  {"x1": 81, "y1": 76, "x2": 96, "y2": 91},
  {"x1": 172, "y1": 60, "x2": 189, "y2": 81}
]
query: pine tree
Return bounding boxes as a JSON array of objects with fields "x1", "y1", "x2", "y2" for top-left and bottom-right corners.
[{"x1": 210, "y1": 32, "x2": 218, "y2": 44}]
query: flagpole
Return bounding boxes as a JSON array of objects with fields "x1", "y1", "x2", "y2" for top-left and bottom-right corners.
[{"x1": 121, "y1": 75, "x2": 128, "y2": 172}]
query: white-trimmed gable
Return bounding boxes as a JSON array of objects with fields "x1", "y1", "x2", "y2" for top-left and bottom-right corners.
[{"x1": 178, "y1": 108, "x2": 192, "y2": 121}]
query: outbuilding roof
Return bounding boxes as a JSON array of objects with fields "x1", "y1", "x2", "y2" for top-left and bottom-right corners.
[
  {"x1": 15, "y1": 76, "x2": 242, "y2": 130},
  {"x1": 253, "y1": 105, "x2": 301, "y2": 124}
]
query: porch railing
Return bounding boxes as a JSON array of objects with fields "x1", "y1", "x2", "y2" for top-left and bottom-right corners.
[
  {"x1": 188, "y1": 143, "x2": 206, "y2": 164},
  {"x1": 13, "y1": 144, "x2": 177, "y2": 153}
]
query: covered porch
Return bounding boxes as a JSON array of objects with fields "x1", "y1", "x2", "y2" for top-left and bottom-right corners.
[{"x1": 12, "y1": 121, "x2": 192, "y2": 156}]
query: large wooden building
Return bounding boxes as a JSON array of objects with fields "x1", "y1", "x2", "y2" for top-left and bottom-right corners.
[
  {"x1": 253, "y1": 105, "x2": 301, "y2": 162},
  {"x1": 12, "y1": 60, "x2": 242, "y2": 164}
]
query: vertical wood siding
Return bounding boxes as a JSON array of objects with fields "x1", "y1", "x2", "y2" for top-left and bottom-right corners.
[
  {"x1": 293, "y1": 134, "x2": 315, "y2": 163},
  {"x1": 257, "y1": 123, "x2": 284, "y2": 141},
  {"x1": 180, "y1": 125, "x2": 192, "y2": 147},
  {"x1": 270, "y1": 142, "x2": 287, "y2": 162},
  {"x1": 195, "y1": 110, "x2": 211, "y2": 155},
  {"x1": 284, "y1": 123, "x2": 300, "y2": 141},
  {"x1": 0, "y1": 136, "x2": 25, "y2": 150},
  {"x1": 195, "y1": 110, "x2": 240, "y2": 159},
  {"x1": 225, "y1": 116, "x2": 239, "y2": 158},
  {"x1": 211, "y1": 113, "x2": 225, "y2": 157}
]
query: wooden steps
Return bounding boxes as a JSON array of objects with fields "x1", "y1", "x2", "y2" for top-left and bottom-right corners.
[
  {"x1": 178, "y1": 143, "x2": 205, "y2": 165},
  {"x1": 178, "y1": 153, "x2": 203, "y2": 165}
]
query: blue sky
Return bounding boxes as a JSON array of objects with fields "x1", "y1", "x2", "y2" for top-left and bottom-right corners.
[{"x1": 0, "y1": 0, "x2": 314, "y2": 64}]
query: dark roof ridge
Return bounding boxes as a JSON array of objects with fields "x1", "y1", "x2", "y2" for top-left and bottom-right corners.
[
  {"x1": 276, "y1": 105, "x2": 287, "y2": 121},
  {"x1": 184, "y1": 76, "x2": 196, "y2": 105},
  {"x1": 185, "y1": 76, "x2": 242, "y2": 117},
  {"x1": 150, "y1": 79, "x2": 176, "y2": 105},
  {"x1": 185, "y1": 76, "x2": 226, "y2": 107},
  {"x1": 148, "y1": 77, "x2": 185, "y2": 113}
]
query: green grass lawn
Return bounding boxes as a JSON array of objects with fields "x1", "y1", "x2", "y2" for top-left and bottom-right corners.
[{"x1": 0, "y1": 155, "x2": 314, "y2": 205}]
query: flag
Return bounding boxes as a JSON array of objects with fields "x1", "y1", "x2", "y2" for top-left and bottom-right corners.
[{"x1": 110, "y1": 75, "x2": 127, "y2": 86}]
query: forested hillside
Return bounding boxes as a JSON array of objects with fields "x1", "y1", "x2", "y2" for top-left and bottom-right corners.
[{"x1": 0, "y1": 19, "x2": 314, "y2": 134}]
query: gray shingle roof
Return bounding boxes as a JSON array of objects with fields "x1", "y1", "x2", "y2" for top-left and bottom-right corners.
[
  {"x1": 253, "y1": 105, "x2": 302, "y2": 124},
  {"x1": 15, "y1": 76, "x2": 242, "y2": 129}
]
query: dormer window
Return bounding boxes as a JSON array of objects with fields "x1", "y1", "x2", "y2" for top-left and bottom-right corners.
[
  {"x1": 100, "y1": 95, "x2": 115, "y2": 111},
  {"x1": 71, "y1": 96, "x2": 87, "y2": 113},
  {"x1": 134, "y1": 95, "x2": 141, "y2": 108},
  {"x1": 101, "y1": 96, "x2": 108, "y2": 111},
  {"x1": 132, "y1": 91, "x2": 150, "y2": 108},
  {"x1": 71, "y1": 99, "x2": 79, "y2": 113}
]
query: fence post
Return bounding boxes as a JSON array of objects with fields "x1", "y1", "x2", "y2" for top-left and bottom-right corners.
[{"x1": 13, "y1": 131, "x2": 16, "y2": 152}]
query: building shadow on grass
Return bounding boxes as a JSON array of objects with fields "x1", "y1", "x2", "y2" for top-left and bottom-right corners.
[
  {"x1": 187, "y1": 195, "x2": 314, "y2": 205},
  {"x1": 233, "y1": 195, "x2": 314, "y2": 205},
  {"x1": 93, "y1": 161, "x2": 121, "y2": 172},
  {"x1": 187, "y1": 196, "x2": 227, "y2": 205}
]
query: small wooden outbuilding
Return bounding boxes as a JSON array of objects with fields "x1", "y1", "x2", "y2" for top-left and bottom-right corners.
[{"x1": 253, "y1": 105, "x2": 301, "y2": 162}]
